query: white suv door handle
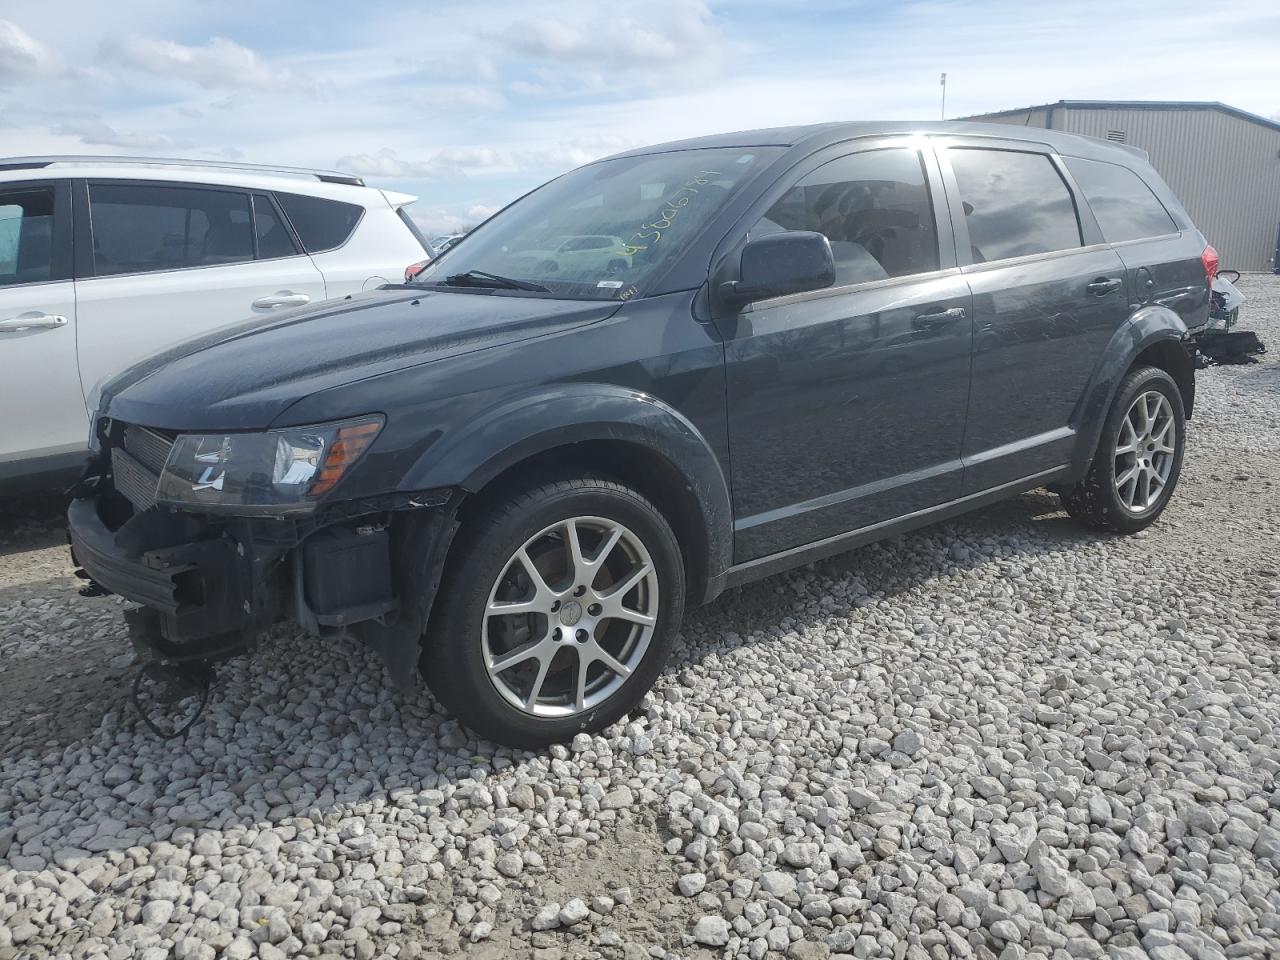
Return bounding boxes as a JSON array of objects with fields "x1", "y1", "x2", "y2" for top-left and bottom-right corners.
[
  {"x1": 252, "y1": 293, "x2": 311, "y2": 309},
  {"x1": 0, "y1": 314, "x2": 69, "y2": 333}
]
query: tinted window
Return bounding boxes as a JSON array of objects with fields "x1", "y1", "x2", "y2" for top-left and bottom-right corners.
[
  {"x1": 1064, "y1": 157, "x2": 1177, "y2": 243},
  {"x1": 275, "y1": 193, "x2": 363, "y2": 253},
  {"x1": 252, "y1": 194, "x2": 298, "y2": 259},
  {"x1": 949, "y1": 149, "x2": 1081, "y2": 262},
  {"x1": 0, "y1": 188, "x2": 54, "y2": 287},
  {"x1": 89, "y1": 184, "x2": 253, "y2": 276},
  {"x1": 754, "y1": 148, "x2": 939, "y2": 286},
  {"x1": 412, "y1": 147, "x2": 780, "y2": 300}
]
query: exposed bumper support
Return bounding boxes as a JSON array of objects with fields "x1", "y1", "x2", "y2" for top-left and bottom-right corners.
[{"x1": 68, "y1": 481, "x2": 460, "y2": 688}]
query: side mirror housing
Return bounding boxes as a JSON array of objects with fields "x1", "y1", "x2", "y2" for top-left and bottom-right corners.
[{"x1": 720, "y1": 231, "x2": 835, "y2": 307}]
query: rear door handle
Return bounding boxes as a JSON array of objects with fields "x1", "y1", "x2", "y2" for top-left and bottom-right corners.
[
  {"x1": 252, "y1": 293, "x2": 311, "y2": 309},
  {"x1": 912, "y1": 306, "x2": 966, "y2": 329},
  {"x1": 1087, "y1": 277, "x2": 1123, "y2": 296},
  {"x1": 0, "y1": 313, "x2": 68, "y2": 332}
]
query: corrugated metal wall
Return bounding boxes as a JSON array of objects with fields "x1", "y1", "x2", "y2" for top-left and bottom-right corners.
[{"x1": 971, "y1": 106, "x2": 1280, "y2": 271}]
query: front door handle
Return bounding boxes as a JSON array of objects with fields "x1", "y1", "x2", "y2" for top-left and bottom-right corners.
[
  {"x1": 0, "y1": 313, "x2": 68, "y2": 333},
  {"x1": 912, "y1": 306, "x2": 966, "y2": 329},
  {"x1": 252, "y1": 293, "x2": 311, "y2": 309},
  {"x1": 1087, "y1": 277, "x2": 1123, "y2": 296}
]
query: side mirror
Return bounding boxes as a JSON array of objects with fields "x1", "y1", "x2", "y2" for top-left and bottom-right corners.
[{"x1": 720, "y1": 231, "x2": 835, "y2": 307}]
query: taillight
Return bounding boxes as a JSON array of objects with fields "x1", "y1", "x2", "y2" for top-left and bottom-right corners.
[
  {"x1": 404, "y1": 259, "x2": 430, "y2": 283},
  {"x1": 1201, "y1": 244, "x2": 1219, "y2": 287}
]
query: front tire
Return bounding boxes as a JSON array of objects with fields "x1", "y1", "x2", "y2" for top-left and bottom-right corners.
[
  {"x1": 423, "y1": 476, "x2": 685, "y2": 748},
  {"x1": 1060, "y1": 365, "x2": 1185, "y2": 533}
]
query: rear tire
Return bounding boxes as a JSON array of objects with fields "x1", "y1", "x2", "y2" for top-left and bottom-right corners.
[
  {"x1": 422, "y1": 476, "x2": 684, "y2": 748},
  {"x1": 1060, "y1": 365, "x2": 1185, "y2": 533}
]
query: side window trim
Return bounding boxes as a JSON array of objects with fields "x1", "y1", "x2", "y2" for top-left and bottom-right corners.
[
  {"x1": 79, "y1": 178, "x2": 258, "y2": 280},
  {"x1": 933, "y1": 138, "x2": 1104, "y2": 269},
  {"x1": 0, "y1": 178, "x2": 73, "y2": 287}
]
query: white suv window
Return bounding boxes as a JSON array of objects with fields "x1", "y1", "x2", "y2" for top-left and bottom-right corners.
[
  {"x1": 274, "y1": 192, "x2": 363, "y2": 253},
  {"x1": 89, "y1": 183, "x2": 255, "y2": 276},
  {"x1": 0, "y1": 187, "x2": 55, "y2": 287}
]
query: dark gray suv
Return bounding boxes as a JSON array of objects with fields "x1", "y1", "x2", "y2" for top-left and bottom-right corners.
[{"x1": 69, "y1": 122, "x2": 1211, "y2": 746}]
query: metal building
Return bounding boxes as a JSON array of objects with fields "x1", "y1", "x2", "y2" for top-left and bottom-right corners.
[{"x1": 962, "y1": 100, "x2": 1280, "y2": 272}]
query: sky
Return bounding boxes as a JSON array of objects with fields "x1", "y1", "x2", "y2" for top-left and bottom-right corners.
[{"x1": 2, "y1": 0, "x2": 1277, "y2": 237}]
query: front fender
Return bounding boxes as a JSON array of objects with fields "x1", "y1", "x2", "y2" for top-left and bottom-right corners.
[
  {"x1": 1071, "y1": 304, "x2": 1189, "y2": 473},
  {"x1": 400, "y1": 382, "x2": 734, "y2": 599}
]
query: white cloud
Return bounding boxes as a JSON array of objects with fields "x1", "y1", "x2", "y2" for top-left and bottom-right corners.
[
  {"x1": 420, "y1": 83, "x2": 507, "y2": 112},
  {"x1": 100, "y1": 35, "x2": 315, "y2": 92},
  {"x1": 493, "y1": 0, "x2": 728, "y2": 90},
  {"x1": 511, "y1": 135, "x2": 636, "y2": 170},
  {"x1": 497, "y1": 0, "x2": 722, "y2": 65},
  {"x1": 338, "y1": 136, "x2": 635, "y2": 183},
  {"x1": 53, "y1": 116, "x2": 188, "y2": 150},
  {"x1": 0, "y1": 19, "x2": 53, "y2": 85},
  {"x1": 336, "y1": 146, "x2": 506, "y2": 180}
]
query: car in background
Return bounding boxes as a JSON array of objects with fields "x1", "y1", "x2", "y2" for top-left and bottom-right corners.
[
  {"x1": 0, "y1": 156, "x2": 429, "y2": 488},
  {"x1": 433, "y1": 233, "x2": 466, "y2": 254},
  {"x1": 502, "y1": 234, "x2": 632, "y2": 280}
]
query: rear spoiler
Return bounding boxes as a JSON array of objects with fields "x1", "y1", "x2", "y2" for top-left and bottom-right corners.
[{"x1": 380, "y1": 189, "x2": 417, "y2": 209}]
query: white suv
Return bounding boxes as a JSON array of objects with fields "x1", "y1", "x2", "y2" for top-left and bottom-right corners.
[{"x1": 0, "y1": 156, "x2": 429, "y2": 486}]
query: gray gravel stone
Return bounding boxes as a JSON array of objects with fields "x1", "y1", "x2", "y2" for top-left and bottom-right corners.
[{"x1": 692, "y1": 915, "x2": 731, "y2": 946}]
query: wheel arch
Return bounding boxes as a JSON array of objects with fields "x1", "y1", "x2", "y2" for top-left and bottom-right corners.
[
  {"x1": 1070, "y1": 305, "x2": 1191, "y2": 476},
  {"x1": 400, "y1": 383, "x2": 734, "y2": 604}
]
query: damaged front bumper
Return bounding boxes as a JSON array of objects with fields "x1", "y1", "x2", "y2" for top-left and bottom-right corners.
[{"x1": 68, "y1": 470, "x2": 460, "y2": 688}]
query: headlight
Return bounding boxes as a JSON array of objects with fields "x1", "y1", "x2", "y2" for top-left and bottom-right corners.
[{"x1": 155, "y1": 415, "x2": 383, "y2": 515}]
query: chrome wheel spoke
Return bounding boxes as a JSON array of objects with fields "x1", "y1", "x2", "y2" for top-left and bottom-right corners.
[
  {"x1": 598, "y1": 596, "x2": 656, "y2": 626},
  {"x1": 602, "y1": 563, "x2": 651, "y2": 602},
  {"x1": 487, "y1": 597, "x2": 542, "y2": 617},
  {"x1": 488, "y1": 636, "x2": 551, "y2": 674},
  {"x1": 563, "y1": 519, "x2": 587, "y2": 579},
  {"x1": 573, "y1": 651, "x2": 591, "y2": 713},
  {"x1": 1132, "y1": 401, "x2": 1150, "y2": 436},
  {"x1": 525, "y1": 653, "x2": 554, "y2": 711},
  {"x1": 586, "y1": 641, "x2": 631, "y2": 678},
  {"x1": 589, "y1": 525, "x2": 625, "y2": 572},
  {"x1": 1115, "y1": 420, "x2": 1139, "y2": 455},
  {"x1": 514, "y1": 548, "x2": 556, "y2": 604}
]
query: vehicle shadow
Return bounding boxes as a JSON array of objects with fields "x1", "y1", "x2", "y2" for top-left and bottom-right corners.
[
  {"x1": 683, "y1": 487, "x2": 1098, "y2": 647},
  {"x1": 0, "y1": 491, "x2": 68, "y2": 559},
  {"x1": 0, "y1": 489, "x2": 1105, "y2": 871}
]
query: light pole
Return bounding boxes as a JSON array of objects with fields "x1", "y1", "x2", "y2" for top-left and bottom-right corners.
[{"x1": 940, "y1": 72, "x2": 947, "y2": 120}]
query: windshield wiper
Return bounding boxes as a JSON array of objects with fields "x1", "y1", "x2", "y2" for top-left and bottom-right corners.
[{"x1": 440, "y1": 270, "x2": 550, "y2": 293}]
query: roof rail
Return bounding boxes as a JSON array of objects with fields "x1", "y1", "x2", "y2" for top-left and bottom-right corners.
[{"x1": 0, "y1": 155, "x2": 364, "y2": 186}]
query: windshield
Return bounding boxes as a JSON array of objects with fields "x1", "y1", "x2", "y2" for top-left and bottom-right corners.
[{"x1": 414, "y1": 147, "x2": 780, "y2": 300}]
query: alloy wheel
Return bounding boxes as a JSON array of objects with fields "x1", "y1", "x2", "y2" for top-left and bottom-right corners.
[
  {"x1": 481, "y1": 516, "x2": 659, "y2": 718},
  {"x1": 1114, "y1": 389, "x2": 1176, "y2": 513}
]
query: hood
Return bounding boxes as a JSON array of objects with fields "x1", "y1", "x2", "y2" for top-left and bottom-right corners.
[{"x1": 99, "y1": 288, "x2": 618, "y2": 430}]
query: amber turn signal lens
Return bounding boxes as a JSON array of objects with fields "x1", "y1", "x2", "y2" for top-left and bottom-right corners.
[{"x1": 309, "y1": 419, "x2": 382, "y2": 498}]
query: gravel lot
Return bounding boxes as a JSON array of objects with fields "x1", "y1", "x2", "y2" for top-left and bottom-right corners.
[{"x1": 2, "y1": 275, "x2": 1278, "y2": 960}]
